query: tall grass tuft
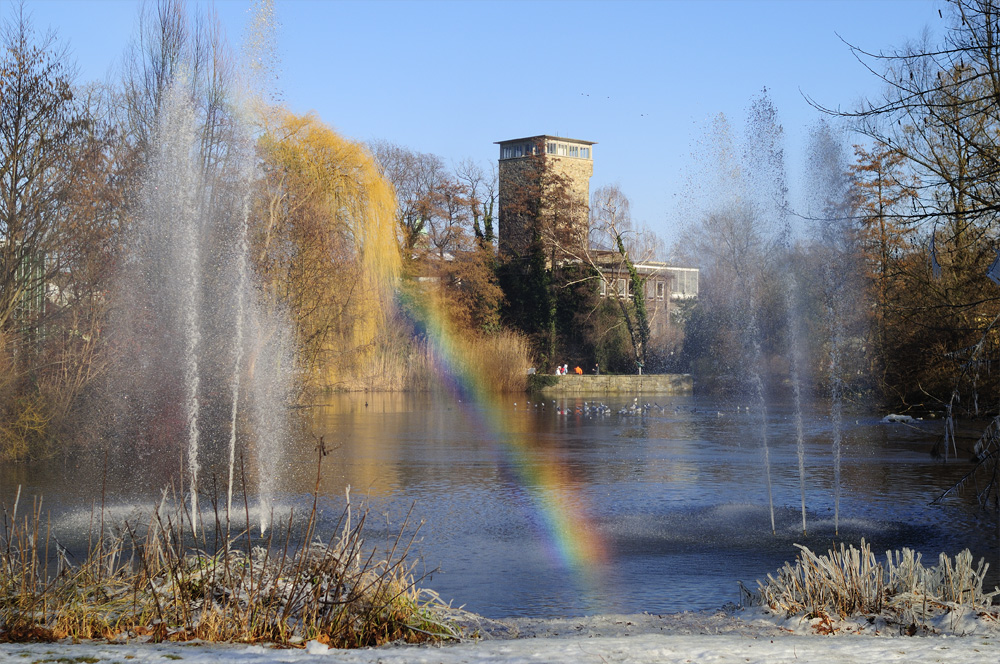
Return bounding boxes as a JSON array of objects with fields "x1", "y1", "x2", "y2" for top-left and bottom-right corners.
[
  {"x1": 461, "y1": 331, "x2": 532, "y2": 394},
  {"x1": 751, "y1": 539, "x2": 999, "y2": 626},
  {"x1": 0, "y1": 458, "x2": 458, "y2": 645}
]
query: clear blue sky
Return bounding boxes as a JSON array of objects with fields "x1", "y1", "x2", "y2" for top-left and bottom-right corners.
[{"x1": 12, "y1": 0, "x2": 943, "y2": 247}]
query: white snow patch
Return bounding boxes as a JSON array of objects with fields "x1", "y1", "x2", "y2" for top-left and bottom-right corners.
[
  {"x1": 1, "y1": 609, "x2": 998, "y2": 663},
  {"x1": 305, "y1": 639, "x2": 329, "y2": 654}
]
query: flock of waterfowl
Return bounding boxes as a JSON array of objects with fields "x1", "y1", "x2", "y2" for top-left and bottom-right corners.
[{"x1": 514, "y1": 397, "x2": 676, "y2": 417}]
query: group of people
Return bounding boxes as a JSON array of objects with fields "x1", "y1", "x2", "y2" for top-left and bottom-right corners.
[{"x1": 553, "y1": 363, "x2": 601, "y2": 375}]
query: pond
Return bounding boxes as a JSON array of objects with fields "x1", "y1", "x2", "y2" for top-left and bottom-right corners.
[
  {"x1": 304, "y1": 392, "x2": 998, "y2": 618},
  {"x1": 1, "y1": 392, "x2": 996, "y2": 619}
]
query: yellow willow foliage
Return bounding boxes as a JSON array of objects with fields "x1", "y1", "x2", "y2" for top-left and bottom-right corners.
[{"x1": 256, "y1": 109, "x2": 401, "y2": 389}]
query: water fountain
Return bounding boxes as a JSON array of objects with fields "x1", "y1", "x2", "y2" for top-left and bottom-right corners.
[
  {"x1": 785, "y1": 277, "x2": 809, "y2": 536},
  {"x1": 105, "y1": 78, "x2": 293, "y2": 535},
  {"x1": 748, "y1": 319, "x2": 777, "y2": 536},
  {"x1": 740, "y1": 91, "x2": 790, "y2": 537},
  {"x1": 805, "y1": 120, "x2": 860, "y2": 537}
]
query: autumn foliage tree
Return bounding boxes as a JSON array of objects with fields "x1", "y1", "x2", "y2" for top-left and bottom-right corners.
[
  {"x1": 849, "y1": 143, "x2": 919, "y2": 393},
  {"x1": 823, "y1": 0, "x2": 1000, "y2": 408},
  {"x1": 371, "y1": 140, "x2": 505, "y2": 334},
  {"x1": 255, "y1": 109, "x2": 401, "y2": 391}
]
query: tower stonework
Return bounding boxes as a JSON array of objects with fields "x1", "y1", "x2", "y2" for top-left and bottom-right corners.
[{"x1": 496, "y1": 135, "x2": 595, "y2": 261}]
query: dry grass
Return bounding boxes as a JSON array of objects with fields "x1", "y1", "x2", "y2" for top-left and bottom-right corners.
[
  {"x1": 750, "y1": 539, "x2": 999, "y2": 626},
  {"x1": 0, "y1": 459, "x2": 459, "y2": 646},
  {"x1": 460, "y1": 331, "x2": 532, "y2": 394},
  {"x1": 337, "y1": 324, "x2": 534, "y2": 395}
]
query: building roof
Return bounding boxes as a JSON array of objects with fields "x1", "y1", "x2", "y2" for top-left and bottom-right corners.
[
  {"x1": 588, "y1": 250, "x2": 697, "y2": 273},
  {"x1": 495, "y1": 135, "x2": 597, "y2": 146}
]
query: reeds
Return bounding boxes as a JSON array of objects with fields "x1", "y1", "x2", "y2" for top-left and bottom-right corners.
[
  {"x1": 751, "y1": 539, "x2": 999, "y2": 626},
  {"x1": 460, "y1": 331, "x2": 532, "y2": 394},
  {"x1": 0, "y1": 473, "x2": 458, "y2": 645}
]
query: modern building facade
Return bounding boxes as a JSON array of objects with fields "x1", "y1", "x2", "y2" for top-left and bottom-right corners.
[{"x1": 592, "y1": 254, "x2": 698, "y2": 339}]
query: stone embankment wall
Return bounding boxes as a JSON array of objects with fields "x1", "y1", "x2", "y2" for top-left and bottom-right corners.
[{"x1": 537, "y1": 374, "x2": 693, "y2": 395}]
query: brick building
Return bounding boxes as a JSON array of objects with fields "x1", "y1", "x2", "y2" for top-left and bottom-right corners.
[
  {"x1": 496, "y1": 135, "x2": 594, "y2": 260},
  {"x1": 496, "y1": 134, "x2": 698, "y2": 342}
]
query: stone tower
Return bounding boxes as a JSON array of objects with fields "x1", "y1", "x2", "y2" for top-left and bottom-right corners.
[{"x1": 496, "y1": 135, "x2": 595, "y2": 261}]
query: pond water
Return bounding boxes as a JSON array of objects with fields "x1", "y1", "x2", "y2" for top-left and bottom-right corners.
[{"x1": 1, "y1": 392, "x2": 997, "y2": 619}]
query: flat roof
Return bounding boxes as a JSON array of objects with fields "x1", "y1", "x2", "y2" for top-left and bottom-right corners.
[{"x1": 495, "y1": 135, "x2": 597, "y2": 146}]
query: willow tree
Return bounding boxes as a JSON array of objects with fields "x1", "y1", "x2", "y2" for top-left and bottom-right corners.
[{"x1": 255, "y1": 109, "x2": 400, "y2": 390}]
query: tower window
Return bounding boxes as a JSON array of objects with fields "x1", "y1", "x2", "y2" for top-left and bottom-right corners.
[
  {"x1": 580, "y1": 147, "x2": 590, "y2": 159},
  {"x1": 547, "y1": 142, "x2": 557, "y2": 154},
  {"x1": 569, "y1": 145, "x2": 579, "y2": 157}
]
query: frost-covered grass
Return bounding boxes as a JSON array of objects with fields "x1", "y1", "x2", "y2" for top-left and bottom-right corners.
[
  {"x1": 3, "y1": 609, "x2": 1000, "y2": 663},
  {"x1": 0, "y1": 469, "x2": 458, "y2": 646},
  {"x1": 749, "y1": 539, "x2": 999, "y2": 630}
]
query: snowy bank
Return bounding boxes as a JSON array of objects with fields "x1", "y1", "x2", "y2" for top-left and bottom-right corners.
[{"x1": 2, "y1": 608, "x2": 999, "y2": 664}]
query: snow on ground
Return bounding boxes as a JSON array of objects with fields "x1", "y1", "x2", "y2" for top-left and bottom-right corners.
[{"x1": 2, "y1": 608, "x2": 999, "y2": 663}]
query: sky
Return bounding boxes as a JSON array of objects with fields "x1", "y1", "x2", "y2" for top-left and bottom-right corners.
[{"x1": 9, "y1": 0, "x2": 946, "y2": 249}]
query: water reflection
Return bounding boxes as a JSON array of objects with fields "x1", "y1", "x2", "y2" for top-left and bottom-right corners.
[
  {"x1": 0, "y1": 393, "x2": 996, "y2": 619},
  {"x1": 302, "y1": 394, "x2": 998, "y2": 617}
]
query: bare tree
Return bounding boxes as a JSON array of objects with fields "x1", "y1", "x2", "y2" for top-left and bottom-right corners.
[
  {"x1": 0, "y1": 7, "x2": 129, "y2": 456},
  {"x1": 117, "y1": 0, "x2": 237, "y2": 179},
  {"x1": 119, "y1": 0, "x2": 188, "y2": 156},
  {"x1": 588, "y1": 184, "x2": 652, "y2": 370},
  {"x1": 456, "y1": 158, "x2": 497, "y2": 244},
  {"x1": 424, "y1": 178, "x2": 471, "y2": 260},
  {"x1": 0, "y1": 6, "x2": 81, "y2": 339}
]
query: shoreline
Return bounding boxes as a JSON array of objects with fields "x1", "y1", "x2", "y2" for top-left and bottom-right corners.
[{"x1": 2, "y1": 607, "x2": 998, "y2": 664}]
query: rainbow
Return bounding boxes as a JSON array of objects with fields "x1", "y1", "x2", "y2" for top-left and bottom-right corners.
[{"x1": 399, "y1": 291, "x2": 609, "y2": 597}]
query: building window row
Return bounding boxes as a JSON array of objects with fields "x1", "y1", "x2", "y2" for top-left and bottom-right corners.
[
  {"x1": 546, "y1": 142, "x2": 591, "y2": 159},
  {"x1": 501, "y1": 143, "x2": 541, "y2": 159},
  {"x1": 501, "y1": 141, "x2": 592, "y2": 160},
  {"x1": 599, "y1": 276, "x2": 667, "y2": 300},
  {"x1": 666, "y1": 268, "x2": 699, "y2": 298}
]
